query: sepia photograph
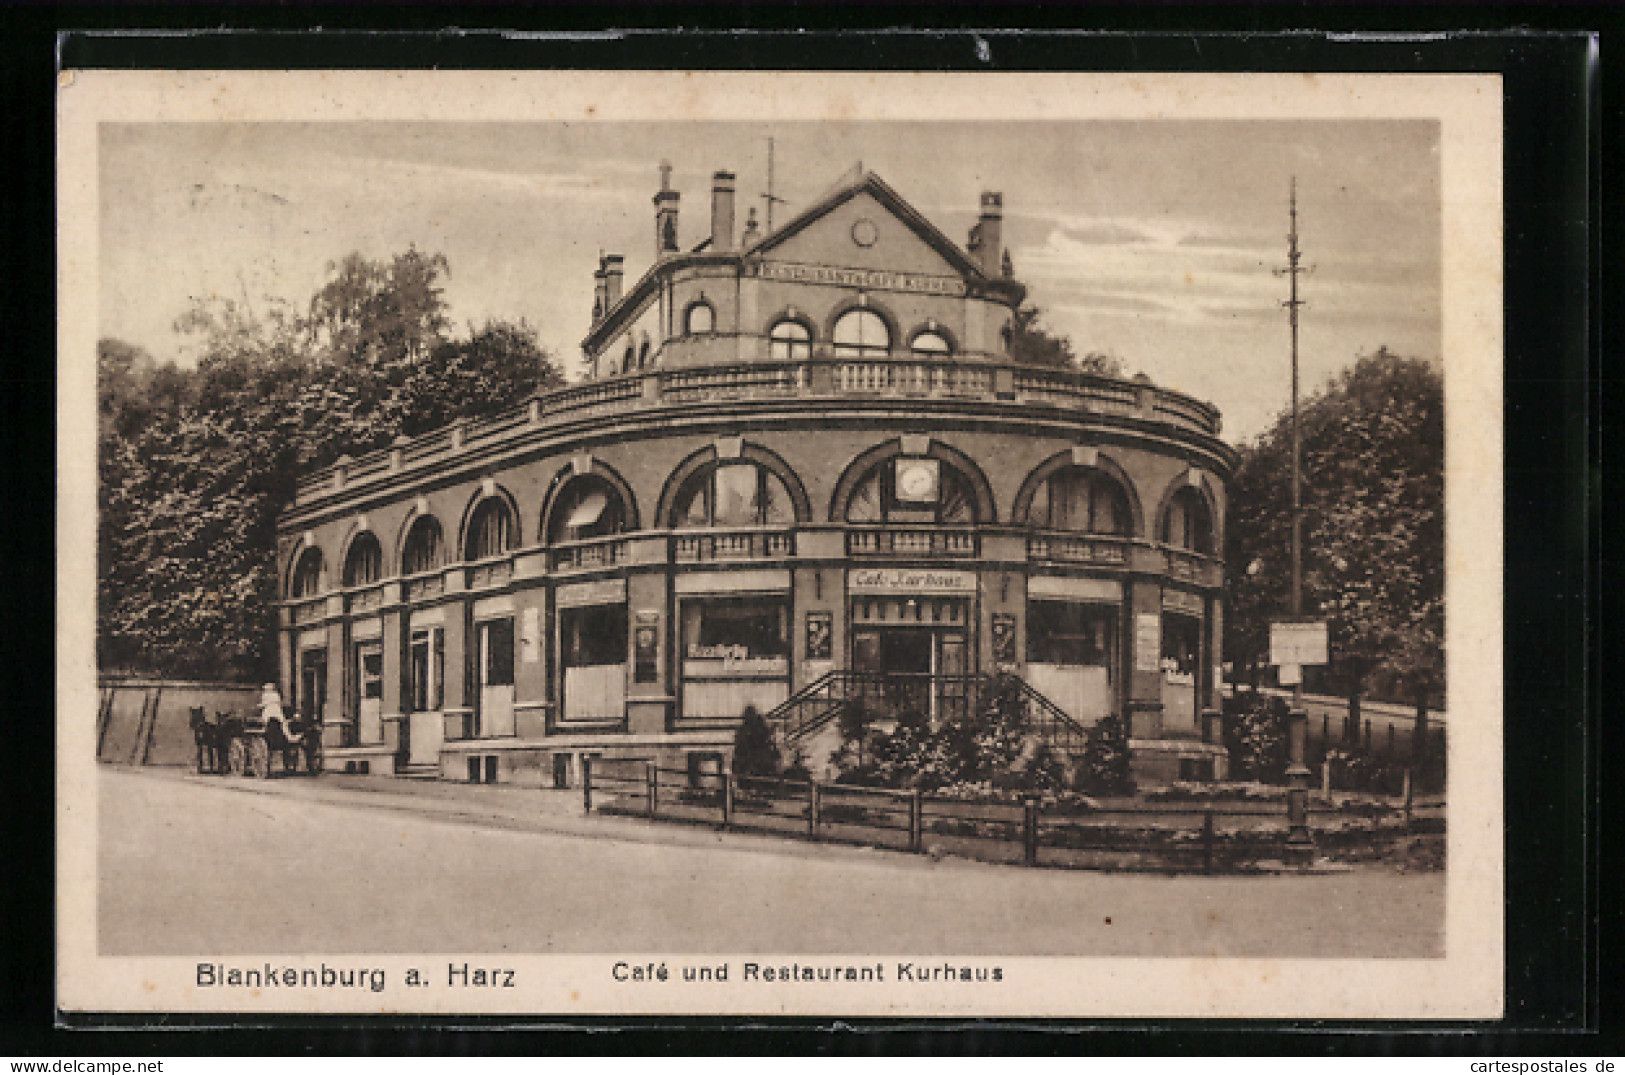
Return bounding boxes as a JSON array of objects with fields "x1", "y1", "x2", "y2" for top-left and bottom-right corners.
[{"x1": 56, "y1": 69, "x2": 1504, "y2": 1019}]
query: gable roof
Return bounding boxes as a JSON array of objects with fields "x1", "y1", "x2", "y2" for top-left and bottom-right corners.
[{"x1": 743, "y1": 170, "x2": 990, "y2": 280}]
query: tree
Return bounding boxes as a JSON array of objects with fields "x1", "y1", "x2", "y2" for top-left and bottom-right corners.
[
  {"x1": 1007, "y1": 304, "x2": 1123, "y2": 377},
  {"x1": 97, "y1": 251, "x2": 567, "y2": 680},
  {"x1": 1225, "y1": 347, "x2": 1443, "y2": 704},
  {"x1": 731, "y1": 706, "x2": 780, "y2": 777}
]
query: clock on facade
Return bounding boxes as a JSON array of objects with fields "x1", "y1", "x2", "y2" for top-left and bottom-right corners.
[
  {"x1": 851, "y1": 217, "x2": 879, "y2": 247},
  {"x1": 895, "y1": 457, "x2": 939, "y2": 502}
]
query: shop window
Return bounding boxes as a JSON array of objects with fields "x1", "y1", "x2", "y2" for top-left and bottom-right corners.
[
  {"x1": 1029, "y1": 467, "x2": 1131, "y2": 536},
  {"x1": 844, "y1": 456, "x2": 976, "y2": 525},
  {"x1": 1161, "y1": 613, "x2": 1201, "y2": 678},
  {"x1": 910, "y1": 329, "x2": 951, "y2": 357},
  {"x1": 674, "y1": 462, "x2": 794, "y2": 528},
  {"x1": 1026, "y1": 601, "x2": 1116, "y2": 670},
  {"x1": 342, "y1": 532, "x2": 383, "y2": 587},
  {"x1": 290, "y1": 547, "x2": 324, "y2": 598},
  {"x1": 465, "y1": 498, "x2": 514, "y2": 561},
  {"x1": 562, "y1": 605, "x2": 628, "y2": 668},
  {"x1": 402, "y1": 516, "x2": 442, "y2": 575},
  {"x1": 685, "y1": 301, "x2": 715, "y2": 336},
  {"x1": 832, "y1": 308, "x2": 891, "y2": 359},
  {"x1": 1162, "y1": 487, "x2": 1214, "y2": 554},
  {"x1": 768, "y1": 319, "x2": 812, "y2": 360},
  {"x1": 410, "y1": 626, "x2": 445, "y2": 711},
  {"x1": 548, "y1": 476, "x2": 627, "y2": 544},
  {"x1": 681, "y1": 596, "x2": 789, "y2": 663}
]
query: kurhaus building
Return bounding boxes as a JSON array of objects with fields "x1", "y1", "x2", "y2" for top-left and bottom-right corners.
[{"x1": 276, "y1": 163, "x2": 1236, "y2": 786}]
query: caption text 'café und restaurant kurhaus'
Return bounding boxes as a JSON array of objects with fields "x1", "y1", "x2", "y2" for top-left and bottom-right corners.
[{"x1": 276, "y1": 161, "x2": 1237, "y2": 786}]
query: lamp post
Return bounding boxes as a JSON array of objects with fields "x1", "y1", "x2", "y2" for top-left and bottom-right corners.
[{"x1": 1277, "y1": 179, "x2": 1314, "y2": 863}]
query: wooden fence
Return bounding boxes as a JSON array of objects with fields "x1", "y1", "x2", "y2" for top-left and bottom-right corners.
[{"x1": 582, "y1": 759, "x2": 1443, "y2": 874}]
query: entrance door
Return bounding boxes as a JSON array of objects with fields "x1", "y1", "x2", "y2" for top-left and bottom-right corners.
[
  {"x1": 406, "y1": 626, "x2": 444, "y2": 766},
  {"x1": 354, "y1": 640, "x2": 383, "y2": 744},
  {"x1": 478, "y1": 618, "x2": 516, "y2": 738},
  {"x1": 936, "y1": 632, "x2": 969, "y2": 724},
  {"x1": 851, "y1": 628, "x2": 936, "y2": 723},
  {"x1": 298, "y1": 649, "x2": 328, "y2": 728}
]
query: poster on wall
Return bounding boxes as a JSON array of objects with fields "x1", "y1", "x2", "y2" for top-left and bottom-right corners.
[
  {"x1": 805, "y1": 610, "x2": 832, "y2": 661},
  {"x1": 991, "y1": 613, "x2": 1017, "y2": 665},
  {"x1": 1134, "y1": 612, "x2": 1162, "y2": 673}
]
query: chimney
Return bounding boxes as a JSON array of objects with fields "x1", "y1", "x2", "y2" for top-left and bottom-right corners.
[
  {"x1": 741, "y1": 206, "x2": 762, "y2": 248},
  {"x1": 591, "y1": 257, "x2": 608, "y2": 324},
  {"x1": 976, "y1": 191, "x2": 1003, "y2": 276},
  {"x1": 710, "y1": 170, "x2": 736, "y2": 252},
  {"x1": 603, "y1": 254, "x2": 625, "y2": 310},
  {"x1": 653, "y1": 160, "x2": 680, "y2": 257}
]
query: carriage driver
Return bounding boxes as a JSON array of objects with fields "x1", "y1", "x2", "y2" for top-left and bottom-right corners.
[{"x1": 258, "y1": 683, "x2": 301, "y2": 744}]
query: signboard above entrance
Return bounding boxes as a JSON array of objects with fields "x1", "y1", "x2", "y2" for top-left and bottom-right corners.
[
  {"x1": 849, "y1": 568, "x2": 976, "y2": 594},
  {"x1": 756, "y1": 260, "x2": 967, "y2": 297},
  {"x1": 1270, "y1": 619, "x2": 1329, "y2": 667}
]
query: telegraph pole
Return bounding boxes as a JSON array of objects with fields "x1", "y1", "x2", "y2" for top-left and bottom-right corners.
[
  {"x1": 762, "y1": 137, "x2": 787, "y2": 233},
  {"x1": 1275, "y1": 177, "x2": 1315, "y2": 862}
]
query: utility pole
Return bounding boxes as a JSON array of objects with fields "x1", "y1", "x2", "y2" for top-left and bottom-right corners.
[
  {"x1": 1275, "y1": 177, "x2": 1314, "y2": 862},
  {"x1": 762, "y1": 137, "x2": 787, "y2": 233}
]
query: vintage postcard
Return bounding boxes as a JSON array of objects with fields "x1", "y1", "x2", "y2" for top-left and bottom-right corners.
[{"x1": 58, "y1": 69, "x2": 1503, "y2": 1019}]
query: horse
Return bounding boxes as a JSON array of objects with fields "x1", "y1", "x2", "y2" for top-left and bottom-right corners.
[{"x1": 188, "y1": 706, "x2": 223, "y2": 774}]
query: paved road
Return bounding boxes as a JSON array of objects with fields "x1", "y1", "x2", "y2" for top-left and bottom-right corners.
[{"x1": 98, "y1": 766, "x2": 1443, "y2": 958}]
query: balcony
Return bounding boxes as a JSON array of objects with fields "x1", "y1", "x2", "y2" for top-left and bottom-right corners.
[
  {"x1": 550, "y1": 535, "x2": 629, "y2": 572},
  {"x1": 846, "y1": 527, "x2": 978, "y2": 558},
  {"x1": 673, "y1": 529, "x2": 796, "y2": 562},
  {"x1": 290, "y1": 347, "x2": 1224, "y2": 506},
  {"x1": 1025, "y1": 533, "x2": 1130, "y2": 565}
]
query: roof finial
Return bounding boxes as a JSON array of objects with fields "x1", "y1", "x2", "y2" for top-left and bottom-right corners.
[{"x1": 659, "y1": 160, "x2": 673, "y2": 191}]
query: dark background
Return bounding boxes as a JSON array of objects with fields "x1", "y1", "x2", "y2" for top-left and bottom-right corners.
[{"x1": 3, "y1": 7, "x2": 1605, "y2": 1055}]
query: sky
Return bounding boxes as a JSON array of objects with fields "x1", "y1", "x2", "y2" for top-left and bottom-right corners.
[{"x1": 99, "y1": 119, "x2": 1440, "y2": 444}]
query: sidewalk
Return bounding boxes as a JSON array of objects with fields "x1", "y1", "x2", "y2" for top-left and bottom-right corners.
[{"x1": 121, "y1": 763, "x2": 962, "y2": 873}]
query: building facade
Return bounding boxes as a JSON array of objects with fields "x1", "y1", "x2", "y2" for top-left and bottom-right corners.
[{"x1": 276, "y1": 164, "x2": 1236, "y2": 786}]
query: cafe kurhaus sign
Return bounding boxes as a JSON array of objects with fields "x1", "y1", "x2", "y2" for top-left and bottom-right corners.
[
  {"x1": 849, "y1": 568, "x2": 977, "y2": 594},
  {"x1": 755, "y1": 260, "x2": 967, "y2": 297}
]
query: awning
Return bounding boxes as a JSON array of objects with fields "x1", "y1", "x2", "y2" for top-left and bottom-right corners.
[{"x1": 564, "y1": 491, "x2": 608, "y2": 528}]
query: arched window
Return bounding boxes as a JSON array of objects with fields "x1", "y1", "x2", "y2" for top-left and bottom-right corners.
[
  {"x1": 844, "y1": 456, "x2": 977, "y2": 525},
  {"x1": 674, "y1": 462, "x2": 795, "y2": 528},
  {"x1": 831, "y1": 308, "x2": 891, "y2": 359},
  {"x1": 638, "y1": 340, "x2": 652, "y2": 368},
  {"x1": 342, "y1": 532, "x2": 383, "y2": 587},
  {"x1": 465, "y1": 498, "x2": 514, "y2": 561},
  {"x1": 1162, "y1": 486, "x2": 1214, "y2": 554},
  {"x1": 910, "y1": 329, "x2": 951, "y2": 357},
  {"x1": 621, "y1": 344, "x2": 635, "y2": 374},
  {"x1": 548, "y1": 476, "x2": 628, "y2": 544},
  {"x1": 685, "y1": 302, "x2": 715, "y2": 336},
  {"x1": 401, "y1": 516, "x2": 443, "y2": 576},
  {"x1": 1029, "y1": 467, "x2": 1131, "y2": 536},
  {"x1": 290, "y1": 547, "x2": 324, "y2": 598},
  {"x1": 768, "y1": 320, "x2": 812, "y2": 360}
]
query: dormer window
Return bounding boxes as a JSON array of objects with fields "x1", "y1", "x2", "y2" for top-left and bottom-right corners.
[
  {"x1": 768, "y1": 320, "x2": 812, "y2": 361},
  {"x1": 832, "y1": 308, "x2": 890, "y2": 359},
  {"x1": 685, "y1": 301, "x2": 715, "y2": 336},
  {"x1": 911, "y1": 330, "x2": 951, "y2": 357}
]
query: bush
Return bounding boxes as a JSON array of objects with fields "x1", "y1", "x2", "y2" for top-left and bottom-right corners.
[
  {"x1": 731, "y1": 705, "x2": 780, "y2": 777},
  {"x1": 1074, "y1": 716, "x2": 1135, "y2": 796},
  {"x1": 1222, "y1": 690, "x2": 1288, "y2": 783}
]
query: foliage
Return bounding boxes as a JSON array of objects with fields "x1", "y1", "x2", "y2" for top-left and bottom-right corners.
[
  {"x1": 1007, "y1": 305, "x2": 1123, "y2": 377},
  {"x1": 835, "y1": 678, "x2": 1071, "y2": 794},
  {"x1": 97, "y1": 250, "x2": 566, "y2": 680},
  {"x1": 1222, "y1": 690, "x2": 1288, "y2": 783},
  {"x1": 1225, "y1": 347, "x2": 1444, "y2": 704},
  {"x1": 731, "y1": 705, "x2": 781, "y2": 778},
  {"x1": 1074, "y1": 716, "x2": 1135, "y2": 796}
]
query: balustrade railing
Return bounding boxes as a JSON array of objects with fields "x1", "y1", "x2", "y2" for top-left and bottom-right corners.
[
  {"x1": 846, "y1": 527, "x2": 978, "y2": 557},
  {"x1": 1026, "y1": 533, "x2": 1130, "y2": 565},
  {"x1": 673, "y1": 529, "x2": 796, "y2": 562},
  {"x1": 466, "y1": 559, "x2": 514, "y2": 590},
  {"x1": 403, "y1": 573, "x2": 446, "y2": 603},
  {"x1": 289, "y1": 598, "x2": 326, "y2": 625},
  {"x1": 347, "y1": 585, "x2": 384, "y2": 613},
  {"x1": 292, "y1": 357, "x2": 1220, "y2": 503},
  {"x1": 550, "y1": 536, "x2": 628, "y2": 572}
]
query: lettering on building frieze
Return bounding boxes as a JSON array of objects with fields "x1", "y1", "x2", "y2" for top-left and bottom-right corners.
[{"x1": 755, "y1": 260, "x2": 967, "y2": 297}]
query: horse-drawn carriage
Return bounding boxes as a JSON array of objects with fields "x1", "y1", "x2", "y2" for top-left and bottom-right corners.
[{"x1": 191, "y1": 701, "x2": 322, "y2": 778}]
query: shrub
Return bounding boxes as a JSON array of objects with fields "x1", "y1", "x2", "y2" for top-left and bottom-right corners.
[
  {"x1": 1223, "y1": 690, "x2": 1288, "y2": 783},
  {"x1": 1075, "y1": 716, "x2": 1135, "y2": 796},
  {"x1": 731, "y1": 705, "x2": 780, "y2": 777}
]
